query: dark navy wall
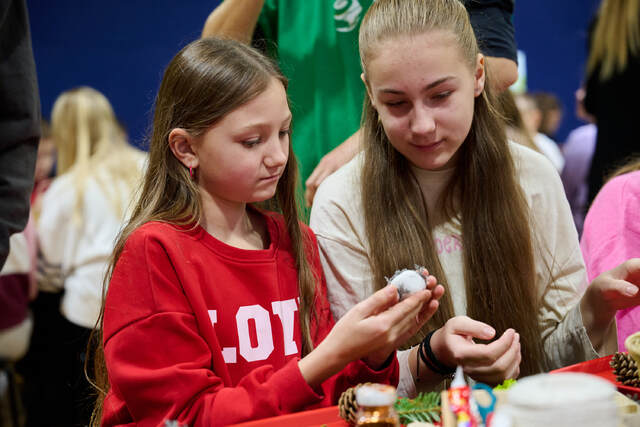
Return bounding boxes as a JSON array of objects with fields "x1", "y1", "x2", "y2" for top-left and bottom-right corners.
[
  {"x1": 513, "y1": 0, "x2": 601, "y2": 142},
  {"x1": 28, "y1": 0, "x2": 219, "y2": 149},
  {"x1": 29, "y1": 1, "x2": 601, "y2": 147}
]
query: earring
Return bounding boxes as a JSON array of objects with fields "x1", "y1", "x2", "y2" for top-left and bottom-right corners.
[{"x1": 189, "y1": 167, "x2": 195, "y2": 180}]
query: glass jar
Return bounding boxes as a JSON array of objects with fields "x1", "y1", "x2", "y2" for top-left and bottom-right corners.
[{"x1": 355, "y1": 384, "x2": 399, "y2": 427}]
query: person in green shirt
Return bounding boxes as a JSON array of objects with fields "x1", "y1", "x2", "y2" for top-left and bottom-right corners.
[{"x1": 203, "y1": 0, "x2": 518, "y2": 208}]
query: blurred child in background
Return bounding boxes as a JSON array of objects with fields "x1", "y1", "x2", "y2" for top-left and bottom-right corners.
[
  {"x1": 21, "y1": 87, "x2": 145, "y2": 427},
  {"x1": 581, "y1": 158, "x2": 640, "y2": 351},
  {"x1": 515, "y1": 92, "x2": 565, "y2": 173}
]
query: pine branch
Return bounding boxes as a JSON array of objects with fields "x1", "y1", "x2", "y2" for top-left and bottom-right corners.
[{"x1": 394, "y1": 391, "x2": 441, "y2": 424}]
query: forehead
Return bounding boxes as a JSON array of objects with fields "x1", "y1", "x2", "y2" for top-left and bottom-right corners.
[
  {"x1": 366, "y1": 31, "x2": 470, "y2": 86},
  {"x1": 215, "y1": 78, "x2": 290, "y2": 128}
]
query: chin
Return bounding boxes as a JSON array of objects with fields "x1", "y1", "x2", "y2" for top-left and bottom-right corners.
[{"x1": 251, "y1": 190, "x2": 278, "y2": 203}]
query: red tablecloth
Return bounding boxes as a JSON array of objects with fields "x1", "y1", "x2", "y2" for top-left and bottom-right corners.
[
  {"x1": 230, "y1": 406, "x2": 348, "y2": 427},
  {"x1": 230, "y1": 355, "x2": 639, "y2": 427},
  {"x1": 551, "y1": 354, "x2": 640, "y2": 396}
]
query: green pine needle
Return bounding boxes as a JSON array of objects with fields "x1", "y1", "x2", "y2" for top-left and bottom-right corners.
[
  {"x1": 493, "y1": 378, "x2": 517, "y2": 390},
  {"x1": 394, "y1": 391, "x2": 441, "y2": 424}
]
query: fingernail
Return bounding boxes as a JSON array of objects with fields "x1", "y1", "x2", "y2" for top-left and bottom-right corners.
[
  {"x1": 625, "y1": 285, "x2": 638, "y2": 296},
  {"x1": 484, "y1": 327, "x2": 495, "y2": 336}
]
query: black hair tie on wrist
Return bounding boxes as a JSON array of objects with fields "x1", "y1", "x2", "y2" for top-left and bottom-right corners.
[{"x1": 418, "y1": 330, "x2": 456, "y2": 376}]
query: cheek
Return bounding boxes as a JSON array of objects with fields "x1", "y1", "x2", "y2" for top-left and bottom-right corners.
[
  {"x1": 379, "y1": 114, "x2": 408, "y2": 144},
  {"x1": 444, "y1": 95, "x2": 475, "y2": 139}
]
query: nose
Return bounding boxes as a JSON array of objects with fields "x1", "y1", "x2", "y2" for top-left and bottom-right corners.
[
  {"x1": 410, "y1": 104, "x2": 436, "y2": 136},
  {"x1": 264, "y1": 135, "x2": 288, "y2": 169}
]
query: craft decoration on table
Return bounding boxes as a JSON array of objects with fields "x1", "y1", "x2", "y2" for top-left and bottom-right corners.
[
  {"x1": 625, "y1": 332, "x2": 640, "y2": 378},
  {"x1": 354, "y1": 383, "x2": 400, "y2": 426},
  {"x1": 445, "y1": 366, "x2": 481, "y2": 427},
  {"x1": 611, "y1": 352, "x2": 640, "y2": 388},
  {"x1": 339, "y1": 383, "x2": 441, "y2": 425},
  {"x1": 387, "y1": 265, "x2": 429, "y2": 300},
  {"x1": 491, "y1": 372, "x2": 618, "y2": 427}
]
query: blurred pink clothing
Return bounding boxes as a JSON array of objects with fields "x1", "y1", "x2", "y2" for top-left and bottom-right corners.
[{"x1": 580, "y1": 170, "x2": 640, "y2": 351}]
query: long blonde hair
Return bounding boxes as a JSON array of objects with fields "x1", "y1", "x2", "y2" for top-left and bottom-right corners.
[
  {"x1": 587, "y1": 0, "x2": 640, "y2": 80},
  {"x1": 88, "y1": 38, "x2": 318, "y2": 425},
  {"x1": 359, "y1": 0, "x2": 545, "y2": 375},
  {"x1": 50, "y1": 87, "x2": 143, "y2": 223}
]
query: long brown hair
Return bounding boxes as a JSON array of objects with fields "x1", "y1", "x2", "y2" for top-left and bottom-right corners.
[
  {"x1": 88, "y1": 38, "x2": 318, "y2": 425},
  {"x1": 358, "y1": 0, "x2": 545, "y2": 375},
  {"x1": 587, "y1": 0, "x2": 640, "y2": 81}
]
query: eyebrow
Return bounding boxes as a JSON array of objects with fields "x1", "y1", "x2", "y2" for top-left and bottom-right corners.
[
  {"x1": 379, "y1": 76, "x2": 455, "y2": 95},
  {"x1": 238, "y1": 113, "x2": 293, "y2": 129}
]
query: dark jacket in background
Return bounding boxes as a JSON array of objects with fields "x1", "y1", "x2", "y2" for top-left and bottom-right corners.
[{"x1": 0, "y1": 0, "x2": 40, "y2": 270}]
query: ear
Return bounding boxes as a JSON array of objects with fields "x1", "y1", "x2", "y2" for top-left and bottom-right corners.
[
  {"x1": 168, "y1": 128, "x2": 199, "y2": 169},
  {"x1": 474, "y1": 54, "x2": 486, "y2": 97},
  {"x1": 361, "y1": 72, "x2": 375, "y2": 104}
]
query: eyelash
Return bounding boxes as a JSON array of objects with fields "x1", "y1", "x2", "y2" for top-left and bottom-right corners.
[
  {"x1": 242, "y1": 139, "x2": 260, "y2": 148},
  {"x1": 433, "y1": 91, "x2": 452, "y2": 100},
  {"x1": 385, "y1": 91, "x2": 452, "y2": 107},
  {"x1": 242, "y1": 129, "x2": 291, "y2": 148},
  {"x1": 280, "y1": 128, "x2": 292, "y2": 138}
]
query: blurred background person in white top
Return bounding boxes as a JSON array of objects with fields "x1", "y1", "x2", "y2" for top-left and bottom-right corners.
[
  {"x1": 20, "y1": 87, "x2": 145, "y2": 427},
  {"x1": 515, "y1": 92, "x2": 565, "y2": 173}
]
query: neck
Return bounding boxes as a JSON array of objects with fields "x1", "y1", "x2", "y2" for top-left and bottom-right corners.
[{"x1": 199, "y1": 191, "x2": 267, "y2": 250}]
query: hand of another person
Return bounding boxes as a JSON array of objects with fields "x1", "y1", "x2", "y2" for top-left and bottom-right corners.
[
  {"x1": 430, "y1": 316, "x2": 521, "y2": 385},
  {"x1": 305, "y1": 130, "x2": 360, "y2": 207},
  {"x1": 581, "y1": 258, "x2": 640, "y2": 341}
]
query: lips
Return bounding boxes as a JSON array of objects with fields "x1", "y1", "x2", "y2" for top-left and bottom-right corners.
[
  {"x1": 409, "y1": 140, "x2": 443, "y2": 150},
  {"x1": 260, "y1": 173, "x2": 281, "y2": 181}
]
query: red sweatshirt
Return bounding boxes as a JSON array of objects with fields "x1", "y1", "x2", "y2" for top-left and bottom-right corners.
[{"x1": 101, "y1": 212, "x2": 398, "y2": 426}]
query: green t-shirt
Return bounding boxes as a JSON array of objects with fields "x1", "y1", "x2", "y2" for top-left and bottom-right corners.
[{"x1": 257, "y1": 0, "x2": 373, "y2": 186}]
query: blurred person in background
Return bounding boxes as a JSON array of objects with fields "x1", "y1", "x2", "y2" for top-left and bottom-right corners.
[
  {"x1": 581, "y1": 157, "x2": 640, "y2": 351},
  {"x1": 532, "y1": 91, "x2": 563, "y2": 140},
  {"x1": 31, "y1": 120, "x2": 56, "y2": 209},
  {"x1": 0, "y1": 0, "x2": 39, "y2": 270},
  {"x1": 0, "y1": 1, "x2": 39, "y2": 424},
  {"x1": 561, "y1": 88, "x2": 597, "y2": 237},
  {"x1": 515, "y1": 92, "x2": 565, "y2": 173},
  {"x1": 19, "y1": 87, "x2": 145, "y2": 427},
  {"x1": 0, "y1": 119, "x2": 55, "y2": 366},
  {"x1": 496, "y1": 89, "x2": 540, "y2": 153},
  {"x1": 585, "y1": 0, "x2": 640, "y2": 202}
]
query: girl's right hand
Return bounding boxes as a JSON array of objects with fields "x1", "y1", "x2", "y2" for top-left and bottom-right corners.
[
  {"x1": 430, "y1": 316, "x2": 521, "y2": 385},
  {"x1": 330, "y1": 284, "x2": 439, "y2": 367},
  {"x1": 299, "y1": 282, "x2": 443, "y2": 389}
]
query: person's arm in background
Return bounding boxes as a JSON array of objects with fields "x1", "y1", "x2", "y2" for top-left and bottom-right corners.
[
  {"x1": 202, "y1": 0, "x2": 265, "y2": 43},
  {"x1": 466, "y1": 0, "x2": 519, "y2": 92},
  {"x1": 0, "y1": 0, "x2": 40, "y2": 269},
  {"x1": 305, "y1": 130, "x2": 360, "y2": 206},
  {"x1": 305, "y1": 0, "x2": 519, "y2": 206}
]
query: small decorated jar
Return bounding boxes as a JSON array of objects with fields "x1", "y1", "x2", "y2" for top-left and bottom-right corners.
[{"x1": 355, "y1": 383, "x2": 400, "y2": 427}]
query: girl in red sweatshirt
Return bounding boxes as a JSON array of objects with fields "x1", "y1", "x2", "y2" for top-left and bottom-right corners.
[{"x1": 91, "y1": 37, "x2": 444, "y2": 427}]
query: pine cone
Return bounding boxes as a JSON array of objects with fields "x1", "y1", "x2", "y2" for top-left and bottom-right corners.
[
  {"x1": 339, "y1": 383, "x2": 370, "y2": 424},
  {"x1": 611, "y1": 352, "x2": 640, "y2": 388}
]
